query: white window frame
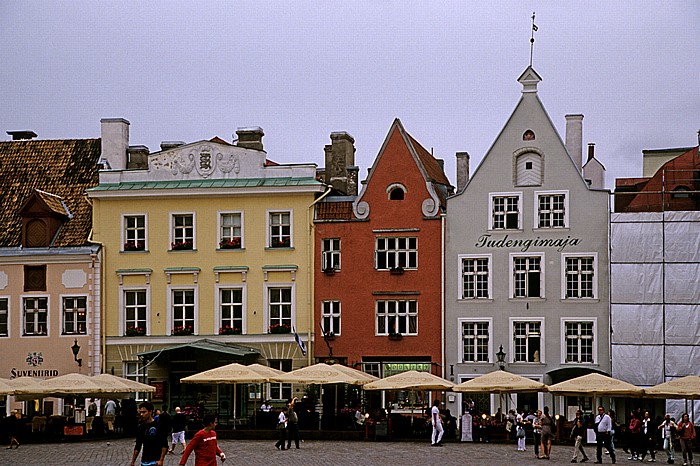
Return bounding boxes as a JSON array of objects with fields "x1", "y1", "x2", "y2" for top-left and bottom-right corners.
[
  {"x1": 458, "y1": 254, "x2": 492, "y2": 300},
  {"x1": 321, "y1": 238, "x2": 341, "y2": 271},
  {"x1": 321, "y1": 300, "x2": 341, "y2": 336},
  {"x1": 267, "y1": 210, "x2": 293, "y2": 248},
  {"x1": 21, "y1": 295, "x2": 49, "y2": 337},
  {"x1": 123, "y1": 361, "x2": 148, "y2": 401},
  {"x1": 121, "y1": 213, "x2": 148, "y2": 251},
  {"x1": 509, "y1": 317, "x2": 545, "y2": 364},
  {"x1": 214, "y1": 284, "x2": 246, "y2": 335},
  {"x1": 488, "y1": 192, "x2": 522, "y2": 230},
  {"x1": 167, "y1": 285, "x2": 198, "y2": 335},
  {"x1": 60, "y1": 294, "x2": 88, "y2": 336},
  {"x1": 268, "y1": 359, "x2": 292, "y2": 400},
  {"x1": 561, "y1": 318, "x2": 597, "y2": 364},
  {"x1": 561, "y1": 253, "x2": 598, "y2": 300},
  {"x1": 509, "y1": 252, "x2": 545, "y2": 299},
  {"x1": 534, "y1": 190, "x2": 569, "y2": 229},
  {"x1": 169, "y1": 212, "x2": 196, "y2": 250},
  {"x1": 0, "y1": 296, "x2": 9, "y2": 337},
  {"x1": 263, "y1": 283, "x2": 296, "y2": 333},
  {"x1": 217, "y1": 210, "x2": 244, "y2": 250},
  {"x1": 457, "y1": 317, "x2": 492, "y2": 363},
  {"x1": 119, "y1": 286, "x2": 151, "y2": 336},
  {"x1": 375, "y1": 299, "x2": 418, "y2": 336},
  {"x1": 374, "y1": 237, "x2": 418, "y2": 270}
]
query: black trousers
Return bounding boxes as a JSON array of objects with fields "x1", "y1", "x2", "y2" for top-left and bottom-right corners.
[
  {"x1": 596, "y1": 432, "x2": 616, "y2": 462},
  {"x1": 287, "y1": 423, "x2": 300, "y2": 449},
  {"x1": 275, "y1": 427, "x2": 287, "y2": 449}
]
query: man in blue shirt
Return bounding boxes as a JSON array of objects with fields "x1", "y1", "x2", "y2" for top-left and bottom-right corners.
[{"x1": 594, "y1": 406, "x2": 616, "y2": 464}]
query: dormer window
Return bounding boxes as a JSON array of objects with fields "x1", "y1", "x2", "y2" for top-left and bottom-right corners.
[{"x1": 20, "y1": 190, "x2": 70, "y2": 248}]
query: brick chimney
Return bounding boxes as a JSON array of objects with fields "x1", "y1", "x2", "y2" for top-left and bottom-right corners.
[
  {"x1": 235, "y1": 127, "x2": 264, "y2": 151},
  {"x1": 324, "y1": 132, "x2": 357, "y2": 195},
  {"x1": 565, "y1": 114, "x2": 583, "y2": 172},
  {"x1": 100, "y1": 118, "x2": 130, "y2": 170},
  {"x1": 456, "y1": 151, "x2": 470, "y2": 192}
]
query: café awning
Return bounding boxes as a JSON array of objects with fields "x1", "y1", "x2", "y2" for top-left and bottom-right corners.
[{"x1": 136, "y1": 339, "x2": 259, "y2": 362}]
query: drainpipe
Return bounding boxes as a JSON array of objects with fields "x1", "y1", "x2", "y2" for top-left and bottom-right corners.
[
  {"x1": 441, "y1": 212, "x2": 446, "y2": 380},
  {"x1": 307, "y1": 185, "x2": 333, "y2": 366},
  {"x1": 85, "y1": 195, "x2": 106, "y2": 375}
]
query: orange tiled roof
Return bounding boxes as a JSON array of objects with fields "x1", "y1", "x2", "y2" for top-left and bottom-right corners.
[
  {"x1": 0, "y1": 138, "x2": 102, "y2": 247},
  {"x1": 34, "y1": 190, "x2": 70, "y2": 217},
  {"x1": 315, "y1": 201, "x2": 355, "y2": 220}
]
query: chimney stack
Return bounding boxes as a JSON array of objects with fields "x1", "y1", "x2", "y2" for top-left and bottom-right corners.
[
  {"x1": 127, "y1": 145, "x2": 149, "y2": 169},
  {"x1": 565, "y1": 114, "x2": 584, "y2": 173},
  {"x1": 456, "y1": 151, "x2": 470, "y2": 192},
  {"x1": 7, "y1": 130, "x2": 37, "y2": 140},
  {"x1": 160, "y1": 141, "x2": 185, "y2": 151},
  {"x1": 324, "y1": 131, "x2": 356, "y2": 195},
  {"x1": 100, "y1": 118, "x2": 130, "y2": 170},
  {"x1": 235, "y1": 127, "x2": 264, "y2": 151},
  {"x1": 587, "y1": 143, "x2": 595, "y2": 162}
]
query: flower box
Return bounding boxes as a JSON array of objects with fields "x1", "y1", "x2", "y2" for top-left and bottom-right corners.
[
  {"x1": 388, "y1": 333, "x2": 403, "y2": 341},
  {"x1": 390, "y1": 267, "x2": 404, "y2": 275},
  {"x1": 171, "y1": 240, "x2": 194, "y2": 251},
  {"x1": 123, "y1": 241, "x2": 145, "y2": 251},
  {"x1": 219, "y1": 238, "x2": 242, "y2": 249},
  {"x1": 219, "y1": 326, "x2": 242, "y2": 335},
  {"x1": 268, "y1": 324, "x2": 291, "y2": 334},
  {"x1": 125, "y1": 326, "x2": 146, "y2": 337},
  {"x1": 172, "y1": 325, "x2": 194, "y2": 336},
  {"x1": 271, "y1": 237, "x2": 290, "y2": 248},
  {"x1": 323, "y1": 267, "x2": 336, "y2": 276}
]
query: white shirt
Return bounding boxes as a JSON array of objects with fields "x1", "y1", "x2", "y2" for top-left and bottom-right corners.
[
  {"x1": 596, "y1": 413, "x2": 612, "y2": 433},
  {"x1": 431, "y1": 406, "x2": 441, "y2": 425}
]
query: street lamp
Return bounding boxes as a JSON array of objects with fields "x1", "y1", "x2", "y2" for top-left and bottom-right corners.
[
  {"x1": 496, "y1": 345, "x2": 506, "y2": 371},
  {"x1": 71, "y1": 339, "x2": 82, "y2": 368}
]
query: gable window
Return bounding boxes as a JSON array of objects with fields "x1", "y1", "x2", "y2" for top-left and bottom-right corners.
[
  {"x1": 563, "y1": 320, "x2": 595, "y2": 363},
  {"x1": 219, "y1": 212, "x2": 243, "y2": 249},
  {"x1": 522, "y1": 130, "x2": 535, "y2": 141},
  {"x1": 461, "y1": 320, "x2": 490, "y2": 363},
  {"x1": 563, "y1": 254, "x2": 596, "y2": 299},
  {"x1": 375, "y1": 237, "x2": 417, "y2": 270},
  {"x1": 123, "y1": 215, "x2": 146, "y2": 251},
  {"x1": 268, "y1": 359, "x2": 292, "y2": 400},
  {"x1": 321, "y1": 238, "x2": 341, "y2": 271},
  {"x1": 536, "y1": 191, "x2": 568, "y2": 228},
  {"x1": 321, "y1": 300, "x2": 341, "y2": 336},
  {"x1": 23, "y1": 297, "x2": 48, "y2": 336},
  {"x1": 512, "y1": 320, "x2": 542, "y2": 363},
  {"x1": 172, "y1": 289, "x2": 196, "y2": 334},
  {"x1": 268, "y1": 287, "x2": 292, "y2": 332},
  {"x1": 219, "y1": 288, "x2": 243, "y2": 335},
  {"x1": 269, "y1": 211, "x2": 291, "y2": 248},
  {"x1": 490, "y1": 194, "x2": 521, "y2": 230},
  {"x1": 0, "y1": 298, "x2": 8, "y2": 337},
  {"x1": 124, "y1": 289, "x2": 147, "y2": 336},
  {"x1": 376, "y1": 300, "x2": 417, "y2": 336},
  {"x1": 511, "y1": 254, "x2": 544, "y2": 298},
  {"x1": 171, "y1": 213, "x2": 194, "y2": 250},
  {"x1": 515, "y1": 150, "x2": 543, "y2": 186},
  {"x1": 389, "y1": 187, "x2": 405, "y2": 200},
  {"x1": 460, "y1": 255, "x2": 491, "y2": 299},
  {"x1": 24, "y1": 265, "x2": 46, "y2": 292},
  {"x1": 62, "y1": 296, "x2": 87, "y2": 335}
]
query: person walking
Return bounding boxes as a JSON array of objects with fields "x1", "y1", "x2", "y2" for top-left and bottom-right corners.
[
  {"x1": 515, "y1": 411, "x2": 527, "y2": 451},
  {"x1": 170, "y1": 407, "x2": 188, "y2": 454},
  {"x1": 431, "y1": 398, "x2": 444, "y2": 447},
  {"x1": 571, "y1": 415, "x2": 590, "y2": 463},
  {"x1": 640, "y1": 410, "x2": 657, "y2": 462},
  {"x1": 540, "y1": 406, "x2": 555, "y2": 459},
  {"x1": 286, "y1": 397, "x2": 301, "y2": 450},
  {"x1": 594, "y1": 406, "x2": 616, "y2": 464},
  {"x1": 130, "y1": 401, "x2": 168, "y2": 466},
  {"x1": 658, "y1": 413, "x2": 677, "y2": 464},
  {"x1": 274, "y1": 407, "x2": 288, "y2": 450},
  {"x1": 6, "y1": 410, "x2": 21, "y2": 449},
  {"x1": 676, "y1": 413, "x2": 695, "y2": 466},
  {"x1": 158, "y1": 404, "x2": 172, "y2": 447},
  {"x1": 179, "y1": 413, "x2": 225, "y2": 466},
  {"x1": 628, "y1": 411, "x2": 643, "y2": 461},
  {"x1": 532, "y1": 409, "x2": 543, "y2": 459}
]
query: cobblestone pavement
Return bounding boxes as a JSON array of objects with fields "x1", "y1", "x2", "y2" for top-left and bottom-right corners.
[{"x1": 0, "y1": 438, "x2": 634, "y2": 466}]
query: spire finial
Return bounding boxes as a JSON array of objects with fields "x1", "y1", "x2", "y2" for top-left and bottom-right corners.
[{"x1": 530, "y1": 12, "x2": 538, "y2": 68}]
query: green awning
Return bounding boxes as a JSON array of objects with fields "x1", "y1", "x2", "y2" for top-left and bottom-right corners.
[{"x1": 136, "y1": 339, "x2": 259, "y2": 360}]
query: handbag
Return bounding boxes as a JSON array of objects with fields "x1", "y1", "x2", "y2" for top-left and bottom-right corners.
[
  {"x1": 276, "y1": 422, "x2": 285, "y2": 430},
  {"x1": 516, "y1": 425, "x2": 526, "y2": 438}
]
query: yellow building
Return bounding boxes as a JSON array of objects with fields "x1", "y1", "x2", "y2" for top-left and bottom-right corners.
[{"x1": 88, "y1": 119, "x2": 324, "y2": 416}]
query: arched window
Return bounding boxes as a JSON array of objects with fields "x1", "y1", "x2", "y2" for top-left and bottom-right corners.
[
  {"x1": 515, "y1": 151, "x2": 543, "y2": 186},
  {"x1": 523, "y1": 130, "x2": 535, "y2": 141},
  {"x1": 389, "y1": 187, "x2": 405, "y2": 200}
]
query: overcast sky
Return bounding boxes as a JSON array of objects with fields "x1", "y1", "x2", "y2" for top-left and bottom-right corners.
[{"x1": 1, "y1": 1, "x2": 698, "y2": 189}]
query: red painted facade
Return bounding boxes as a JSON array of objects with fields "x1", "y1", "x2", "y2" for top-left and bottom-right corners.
[{"x1": 314, "y1": 119, "x2": 453, "y2": 378}]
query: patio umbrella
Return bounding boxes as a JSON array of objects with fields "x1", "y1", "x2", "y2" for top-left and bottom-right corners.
[
  {"x1": 0, "y1": 378, "x2": 16, "y2": 396},
  {"x1": 644, "y1": 375, "x2": 700, "y2": 399},
  {"x1": 91, "y1": 373, "x2": 155, "y2": 394},
  {"x1": 15, "y1": 373, "x2": 105, "y2": 398},
  {"x1": 453, "y1": 370, "x2": 547, "y2": 393},
  {"x1": 283, "y1": 363, "x2": 378, "y2": 385},
  {"x1": 547, "y1": 373, "x2": 643, "y2": 409}
]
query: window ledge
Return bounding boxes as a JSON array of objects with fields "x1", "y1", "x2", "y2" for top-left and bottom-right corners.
[
  {"x1": 458, "y1": 298, "x2": 493, "y2": 303},
  {"x1": 121, "y1": 250, "x2": 149, "y2": 254},
  {"x1": 265, "y1": 247, "x2": 295, "y2": 251},
  {"x1": 533, "y1": 227, "x2": 570, "y2": 232},
  {"x1": 560, "y1": 298, "x2": 599, "y2": 303},
  {"x1": 508, "y1": 298, "x2": 546, "y2": 303},
  {"x1": 169, "y1": 249, "x2": 197, "y2": 253},
  {"x1": 217, "y1": 247, "x2": 245, "y2": 252},
  {"x1": 487, "y1": 228, "x2": 524, "y2": 233}
]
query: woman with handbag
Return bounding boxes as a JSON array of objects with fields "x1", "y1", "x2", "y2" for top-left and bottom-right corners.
[{"x1": 274, "y1": 407, "x2": 288, "y2": 450}]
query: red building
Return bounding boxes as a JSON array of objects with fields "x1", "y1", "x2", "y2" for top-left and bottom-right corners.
[{"x1": 314, "y1": 119, "x2": 453, "y2": 415}]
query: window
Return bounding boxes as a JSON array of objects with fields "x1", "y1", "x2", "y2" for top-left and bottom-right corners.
[
  {"x1": 321, "y1": 301, "x2": 341, "y2": 335},
  {"x1": 461, "y1": 320, "x2": 490, "y2": 363},
  {"x1": 511, "y1": 254, "x2": 543, "y2": 298},
  {"x1": 26, "y1": 219, "x2": 48, "y2": 247},
  {"x1": 124, "y1": 289, "x2": 147, "y2": 336},
  {"x1": 268, "y1": 287, "x2": 292, "y2": 331},
  {"x1": 376, "y1": 300, "x2": 417, "y2": 335},
  {"x1": 172, "y1": 289, "x2": 196, "y2": 333},
  {"x1": 564, "y1": 321, "x2": 595, "y2": 363},
  {"x1": 268, "y1": 359, "x2": 292, "y2": 400},
  {"x1": 123, "y1": 215, "x2": 146, "y2": 251},
  {"x1": 219, "y1": 212, "x2": 243, "y2": 249},
  {"x1": 269, "y1": 211, "x2": 291, "y2": 248},
  {"x1": 23, "y1": 297, "x2": 48, "y2": 336},
  {"x1": 375, "y1": 237, "x2": 417, "y2": 270},
  {"x1": 322, "y1": 238, "x2": 341, "y2": 271},
  {"x1": 124, "y1": 361, "x2": 147, "y2": 401},
  {"x1": 513, "y1": 321, "x2": 542, "y2": 363},
  {"x1": 389, "y1": 187, "x2": 405, "y2": 200},
  {"x1": 219, "y1": 288, "x2": 243, "y2": 334},
  {"x1": 460, "y1": 255, "x2": 490, "y2": 299},
  {"x1": 564, "y1": 255, "x2": 596, "y2": 299},
  {"x1": 62, "y1": 296, "x2": 87, "y2": 335},
  {"x1": 0, "y1": 298, "x2": 8, "y2": 337},
  {"x1": 490, "y1": 194, "x2": 521, "y2": 230},
  {"x1": 24, "y1": 265, "x2": 46, "y2": 291},
  {"x1": 536, "y1": 191, "x2": 568, "y2": 228},
  {"x1": 171, "y1": 213, "x2": 194, "y2": 250}
]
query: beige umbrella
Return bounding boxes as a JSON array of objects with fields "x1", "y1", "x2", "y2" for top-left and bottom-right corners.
[
  {"x1": 283, "y1": 363, "x2": 378, "y2": 385},
  {"x1": 548, "y1": 373, "x2": 643, "y2": 410},
  {"x1": 644, "y1": 375, "x2": 700, "y2": 399},
  {"x1": 5, "y1": 377, "x2": 46, "y2": 400},
  {"x1": 0, "y1": 378, "x2": 15, "y2": 396},
  {"x1": 91, "y1": 373, "x2": 155, "y2": 394},
  {"x1": 363, "y1": 370, "x2": 455, "y2": 391},
  {"x1": 15, "y1": 373, "x2": 105, "y2": 397},
  {"x1": 453, "y1": 370, "x2": 547, "y2": 394}
]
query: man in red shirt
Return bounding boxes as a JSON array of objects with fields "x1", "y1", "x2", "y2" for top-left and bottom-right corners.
[{"x1": 179, "y1": 414, "x2": 226, "y2": 466}]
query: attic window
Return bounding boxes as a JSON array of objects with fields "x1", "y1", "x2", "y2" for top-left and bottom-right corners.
[
  {"x1": 526, "y1": 162, "x2": 533, "y2": 170},
  {"x1": 523, "y1": 130, "x2": 535, "y2": 141},
  {"x1": 26, "y1": 219, "x2": 48, "y2": 247},
  {"x1": 24, "y1": 265, "x2": 47, "y2": 292},
  {"x1": 389, "y1": 187, "x2": 405, "y2": 200}
]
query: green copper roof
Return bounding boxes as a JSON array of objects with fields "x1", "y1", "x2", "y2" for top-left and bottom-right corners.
[{"x1": 88, "y1": 177, "x2": 323, "y2": 191}]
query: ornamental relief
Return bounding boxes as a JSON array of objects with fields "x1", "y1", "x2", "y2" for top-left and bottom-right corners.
[{"x1": 151, "y1": 146, "x2": 241, "y2": 178}]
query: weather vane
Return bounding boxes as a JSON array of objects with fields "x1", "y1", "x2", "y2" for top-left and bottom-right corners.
[{"x1": 530, "y1": 12, "x2": 538, "y2": 67}]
